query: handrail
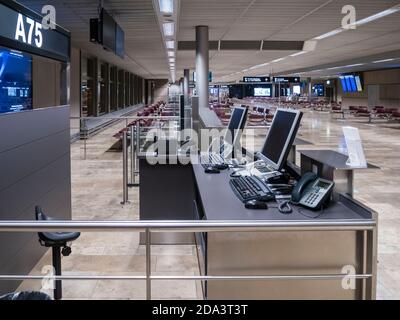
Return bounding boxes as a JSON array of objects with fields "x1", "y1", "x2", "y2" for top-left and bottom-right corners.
[
  {"x1": 0, "y1": 274, "x2": 372, "y2": 281},
  {"x1": 71, "y1": 116, "x2": 180, "y2": 120},
  {"x1": 0, "y1": 220, "x2": 375, "y2": 300},
  {"x1": 0, "y1": 219, "x2": 376, "y2": 233}
]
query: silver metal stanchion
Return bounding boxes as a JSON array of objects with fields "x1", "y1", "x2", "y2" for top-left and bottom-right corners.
[
  {"x1": 81, "y1": 118, "x2": 88, "y2": 160},
  {"x1": 128, "y1": 125, "x2": 139, "y2": 187},
  {"x1": 121, "y1": 130, "x2": 129, "y2": 204}
]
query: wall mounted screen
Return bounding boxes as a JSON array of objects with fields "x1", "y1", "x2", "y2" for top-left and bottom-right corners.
[
  {"x1": 340, "y1": 76, "x2": 348, "y2": 92},
  {"x1": 0, "y1": 46, "x2": 32, "y2": 114},
  {"x1": 313, "y1": 84, "x2": 325, "y2": 97},
  {"x1": 101, "y1": 8, "x2": 116, "y2": 52},
  {"x1": 115, "y1": 23, "x2": 125, "y2": 58},
  {"x1": 293, "y1": 85, "x2": 301, "y2": 95},
  {"x1": 354, "y1": 75, "x2": 363, "y2": 92},
  {"x1": 254, "y1": 87, "x2": 271, "y2": 97},
  {"x1": 340, "y1": 74, "x2": 363, "y2": 93}
]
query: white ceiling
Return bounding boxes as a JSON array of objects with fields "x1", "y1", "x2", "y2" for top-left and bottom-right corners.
[{"x1": 18, "y1": 0, "x2": 400, "y2": 80}]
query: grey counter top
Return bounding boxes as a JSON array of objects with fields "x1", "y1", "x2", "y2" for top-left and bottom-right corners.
[
  {"x1": 192, "y1": 163, "x2": 374, "y2": 221},
  {"x1": 294, "y1": 137, "x2": 313, "y2": 146},
  {"x1": 299, "y1": 149, "x2": 379, "y2": 170}
]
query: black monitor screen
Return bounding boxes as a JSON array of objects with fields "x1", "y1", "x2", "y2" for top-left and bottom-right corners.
[
  {"x1": 260, "y1": 109, "x2": 301, "y2": 170},
  {"x1": 225, "y1": 107, "x2": 247, "y2": 144},
  {"x1": 115, "y1": 23, "x2": 125, "y2": 58},
  {"x1": 101, "y1": 8, "x2": 116, "y2": 52},
  {"x1": 0, "y1": 47, "x2": 32, "y2": 114}
]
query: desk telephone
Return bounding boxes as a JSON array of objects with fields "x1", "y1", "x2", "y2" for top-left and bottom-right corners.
[{"x1": 292, "y1": 172, "x2": 335, "y2": 210}]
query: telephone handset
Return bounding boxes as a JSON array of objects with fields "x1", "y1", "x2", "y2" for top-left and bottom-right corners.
[{"x1": 292, "y1": 172, "x2": 335, "y2": 210}]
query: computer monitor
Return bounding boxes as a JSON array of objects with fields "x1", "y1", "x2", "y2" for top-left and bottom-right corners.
[
  {"x1": 225, "y1": 106, "x2": 248, "y2": 146},
  {"x1": 257, "y1": 109, "x2": 303, "y2": 171}
]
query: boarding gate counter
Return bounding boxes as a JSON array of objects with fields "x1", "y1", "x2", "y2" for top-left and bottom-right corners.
[{"x1": 139, "y1": 149, "x2": 378, "y2": 300}]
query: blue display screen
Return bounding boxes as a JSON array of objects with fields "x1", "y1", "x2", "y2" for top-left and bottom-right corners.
[
  {"x1": 313, "y1": 84, "x2": 324, "y2": 97},
  {"x1": 340, "y1": 77, "x2": 348, "y2": 92},
  {"x1": 345, "y1": 76, "x2": 352, "y2": 93},
  {"x1": 349, "y1": 76, "x2": 357, "y2": 92},
  {"x1": 0, "y1": 46, "x2": 32, "y2": 114}
]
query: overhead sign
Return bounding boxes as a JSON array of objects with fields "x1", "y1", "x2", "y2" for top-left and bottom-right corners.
[
  {"x1": 273, "y1": 77, "x2": 301, "y2": 83},
  {"x1": 243, "y1": 76, "x2": 270, "y2": 83},
  {"x1": 0, "y1": 1, "x2": 70, "y2": 62}
]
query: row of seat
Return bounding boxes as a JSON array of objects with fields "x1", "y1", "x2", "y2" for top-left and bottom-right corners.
[
  {"x1": 330, "y1": 105, "x2": 400, "y2": 121},
  {"x1": 113, "y1": 101, "x2": 167, "y2": 139},
  {"x1": 347, "y1": 106, "x2": 400, "y2": 120},
  {"x1": 210, "y1": 103, "x2": 274, "y2": 126}
]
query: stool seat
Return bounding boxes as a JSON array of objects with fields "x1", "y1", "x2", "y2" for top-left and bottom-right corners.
[
  {"x1": 35, "y1": 206, "x2": 80, "y2": 300},
  {"x1": 35, "y1": 206, "x2": 80, "y2": 246},
  {"x1": 39, "y1": 231, "x2": 81, "y2": 246}
]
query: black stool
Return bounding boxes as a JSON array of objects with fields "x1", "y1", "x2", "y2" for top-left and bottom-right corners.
[{"x1": 35, "y1": 206, "x2": 80, "y2": 300}]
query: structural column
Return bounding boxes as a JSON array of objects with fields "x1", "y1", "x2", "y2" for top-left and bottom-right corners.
[
  {"x1": 183, "y1": 69, "x2": 190, "y2": 106},
  {"x1": 195, "y1": 26, "x2": 209, "y2": 111},
  {"x1": 307, "y1": 77, "x2": 312, "y2": 102}
]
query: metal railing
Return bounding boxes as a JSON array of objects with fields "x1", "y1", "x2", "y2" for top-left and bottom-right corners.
[
  {"x1": 71, "y1": 115, "x2": 182, "y2": 160},
  {"x1": 0, "y1": 220, "x2": 375, "y2": 300}
]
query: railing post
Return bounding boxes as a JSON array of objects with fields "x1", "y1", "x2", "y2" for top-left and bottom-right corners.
[
  {"x1": 82, "y1": 118, "x2": 88, "y2": 160},
  {"x1": 146, "y1": 229, "x2": 151, "y2": 300},
  {"x1": 130, "y1": 125, "x2": 135, "y2": 184},
  {"x1": 121, "y1": 131, "x2": 129, "y2": 204},
  {"x1": 129, "y1": 125, "x2": 139, "y2": 187},
  {"x1": 135, "y1": 121, "x2": 141, "y2": 182}
]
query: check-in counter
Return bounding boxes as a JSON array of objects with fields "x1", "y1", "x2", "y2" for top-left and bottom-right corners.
[{"x1": 139, "y1": 152, "x2": 378, "y2": 299}]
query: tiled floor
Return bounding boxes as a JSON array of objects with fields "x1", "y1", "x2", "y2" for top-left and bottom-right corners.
[{"x1": 18, "y1": 109, "x2": 400, "y2": 299}]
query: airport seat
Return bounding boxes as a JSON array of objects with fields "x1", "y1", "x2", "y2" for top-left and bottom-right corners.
[
  {"x1": 391, "y1": 110, "x2": 400, "y2": 121},
  {"x1": 248, "y1": 114, "x2": 265, "y2": 126},
  {"x1": 349, "y1": 106, "x2": 359, "y2": 114},
  {"x1": 35, "y1": 206, "x2": 80, "y2": 300},
  {"x1": 355, "y1": 107, "x2": 370, "y2": 117}
]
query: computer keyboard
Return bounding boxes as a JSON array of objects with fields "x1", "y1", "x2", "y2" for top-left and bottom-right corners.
[
  {"x1": 200, "y1": 153, "x2": 225, "y2": 168},
  {"x1": 230, "y1": 175, "x2": 275, "y2": 202}
]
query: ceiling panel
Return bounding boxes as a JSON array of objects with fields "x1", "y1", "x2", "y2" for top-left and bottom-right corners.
[{"x1": 16, "y1": 0, "x2": 400, "y2": 81}]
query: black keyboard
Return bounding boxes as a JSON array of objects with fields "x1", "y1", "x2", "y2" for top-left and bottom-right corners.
[
  {"x1": 200, "y1": 153, "x2": 225, "y2": 168},
  {"x1": 230, "y1": 175, "x2": 275, "y2": 202}
]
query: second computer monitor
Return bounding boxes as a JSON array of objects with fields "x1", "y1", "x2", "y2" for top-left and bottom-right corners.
[
  {"x1": 257, "y1": 108, "x2": 303, "y2": 171},
  {"x1": 225, "y1": 106, "x2": 248, "y2": 146}
]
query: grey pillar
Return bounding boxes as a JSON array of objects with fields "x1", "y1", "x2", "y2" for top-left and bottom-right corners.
[
  {"x1": 184, "y1": 69, "x2": 190, "y2": 106},
  {"x1": 307, "y1": 78, "x2": 312, "y2": 102},
  {"x1": 368, "y1": 85, "x2": 380, "y2": 110},
  {"x1": 196, "y1": 26, "x2": 209, "y2": 111}
]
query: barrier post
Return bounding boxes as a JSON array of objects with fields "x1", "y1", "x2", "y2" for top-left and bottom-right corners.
[
  {"x1": 129, "y1": 125, "x2": 139, "y2": 187},
  {"x1": 121, "y1": 131, "x2": 129, "y2": 204}
]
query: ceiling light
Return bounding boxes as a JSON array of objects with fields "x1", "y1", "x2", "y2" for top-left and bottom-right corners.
[
  {"x1": 158, "y1": 0, "x2": 174, "y2": 14},
  {"x1": 343, "y1": 63, "x2": 364, "y2": 68},
  {"x1": 163, "y1": 22, "x2": 174, "y2": 37},
  {"x1": 271, "y1": 57, "x2": 286, "y2": 63},
  {"x1": 167, "y1": 51, "x2": 175, "y2": 57},
  {"x1": 290, "y1": 51, "x2": 307, "y2": 57},
  {"x1": 327, "y1": 66, "x2": 344, "y2": 70},
  {"x1": 350, "y1": 5, "x2": 400, "y2": 28},
  {"x1": 166, "y1": 40, "x2": 174, "y2": 49},
  {"x1": 373, "y1": 58, "x2": 395, "y2": 64},
  {"x1": 314, "y1": 28, "x2": 344, "y2": 40},
  {"x1": 312, "y1": 5, "x2": 400, "y2": 42}
]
